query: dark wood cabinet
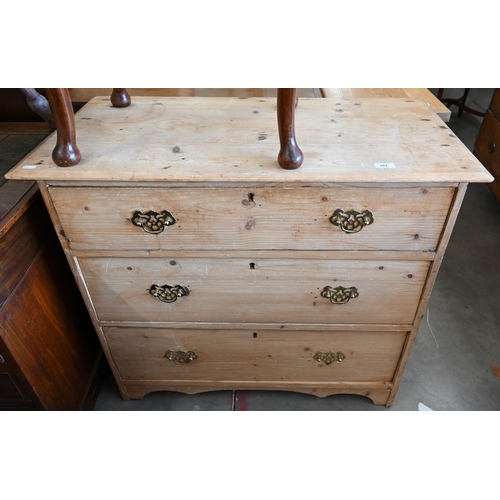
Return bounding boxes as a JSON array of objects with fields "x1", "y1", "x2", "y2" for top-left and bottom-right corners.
[
  {"x1": 474, "y1": 89, "x2": 500, "y2": 202},
  {"x1": 0, "y1": 182, "x2": 105, "y2": 410}
]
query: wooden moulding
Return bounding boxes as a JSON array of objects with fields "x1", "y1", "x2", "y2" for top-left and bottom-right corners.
[{"x1": 122, "y1": 380, "x2": 392, "y2": 405}]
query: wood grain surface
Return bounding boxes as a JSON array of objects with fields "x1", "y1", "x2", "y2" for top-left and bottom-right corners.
[
  {"x1": 7, "y1": 92, "x2": 490, "y2": 406},
  {"x1": 48, "y1": 185, "x2": 454, "y2": 253},
  {"x1": 0, "y1": 188, "x2": 52, "y2": 306},
  {"x1": 6, "y1": 97, "x2": 491, "y2": 184},
  {"x1": 320, "y1": 88, "x2": 451, "y2": 121},
  {"x1": 79, "y1": 257, "x2": 429, "y2": 325},
  {"x1": 105, "y1": 326, "x2": 408, "y2": 383},
  {"x1": 0, "y1": 235, "x2": 98, "y2": 410}
]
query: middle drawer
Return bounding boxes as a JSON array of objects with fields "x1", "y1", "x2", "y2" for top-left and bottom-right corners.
[{"x1": 79, "y1": 257, "x2": 429, "y2": 324}]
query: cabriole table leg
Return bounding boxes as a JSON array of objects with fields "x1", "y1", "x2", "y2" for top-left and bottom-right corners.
[
  {"x1": 277, "y1": 88, "x2": 303, "y2": 170},
  {"x1": 45, "y1": 88, "x2": 81, "y2": 167},
  {"x1": 111, "y1": 88, "x2": 131, "y2": 108}
]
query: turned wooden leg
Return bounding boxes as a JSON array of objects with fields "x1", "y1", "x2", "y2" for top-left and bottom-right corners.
[
  {"x1": 277, "y1": 88, "x2": 303, "y2": 170},
  {"x1": 45, "y1": 88, "x2": 81, "y2": 167},
  {"x1": 111, "y1": 88, "x2": 131, "y2": 107},
  {"x1": 458, "y1": 88, "x2": 470, "y2": 117},
  {"x1": 19, "y1": 89, "x2": 56, "y2": 128}
]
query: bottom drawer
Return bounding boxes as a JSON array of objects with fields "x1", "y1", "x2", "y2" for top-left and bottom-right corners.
[{"x1": 105, "y1": 327, "x2": 408, "y2": 383}]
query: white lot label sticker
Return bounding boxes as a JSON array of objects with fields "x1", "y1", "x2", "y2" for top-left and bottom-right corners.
[
  {"x1": 374, "y1": 162, "x2": 396, "y2": 169},
  {"x1": 22, "y1": 165, "x2": 37, "y2": 169}
]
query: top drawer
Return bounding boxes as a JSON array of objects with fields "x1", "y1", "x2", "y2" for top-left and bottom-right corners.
[{"x1": 48, "y1": 186, "x2": 453, "y2": 252}]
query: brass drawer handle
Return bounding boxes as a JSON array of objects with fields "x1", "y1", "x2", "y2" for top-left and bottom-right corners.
[
  {"x1": 131, "y1": 210, "x2": 176, "y2": 234},
  {"x1": 321, "y1": 285, "x2": 359, "y2": 304},
  {"x1": 330, "y1": 208, "x2": 374, "y2": 233},
  {"x1": 165, "y1": 350, "x2": 197, "y2": 365},
  {"x1": 149, "y1": 284, "x2": 189, "y2": 303},
  {"x1": 313, "y1": 351, "x2": 346, "y2": 365}
]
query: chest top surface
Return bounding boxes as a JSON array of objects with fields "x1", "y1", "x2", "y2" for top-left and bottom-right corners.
[{"x1": 6, "y1": 96, "x2": 492, "y2": 185}]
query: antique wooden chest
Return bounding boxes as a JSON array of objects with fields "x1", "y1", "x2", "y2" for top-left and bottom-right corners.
[{"x1": 6, "y1": 96, "x2": 492, "y2": 405}]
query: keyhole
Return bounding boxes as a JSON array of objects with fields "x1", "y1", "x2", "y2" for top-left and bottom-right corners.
[
  {"x1": 249, "y1": 262, "x2": 255, "y2": 270},
  {"x1": 248, "y1": 193, "x2": 254, "y2": 202},
  {"x1": 253, "y1": 332, "x2": 258, "y2": 338}
]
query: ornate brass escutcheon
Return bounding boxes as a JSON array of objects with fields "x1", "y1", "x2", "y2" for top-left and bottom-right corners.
[
  {"x1": 321, "y1": 285, "x2": 359, "y2": 304},
  {"x1": 131, "y1": 210, "x2": 176, "y2": 234},
  {"x1": 149, "y1": 284, "x2": 189, "y2": 303},
  {"x1": 165, "y1": 350, "x2": 198, "y2": 365},
  {"x1": 329, "y1": 208, "x2": 374, "y2": 233},
  {"x1": 313, "y1": 351, "x2": 346, "y2": 365}
]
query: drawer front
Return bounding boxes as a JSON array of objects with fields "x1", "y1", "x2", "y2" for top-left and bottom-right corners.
[
  {"x1": 80, "y1": 257, "x2": 429, "y2": 324},
  {"x1": 475, "y1": 110, "x2": 500, "y2": 179},
  {"x1": 49, "y1": 186, "x2": 453, "y2": 252},
  {"x1": 104, "y1": 327, "x2": 407, "y2": 383}
]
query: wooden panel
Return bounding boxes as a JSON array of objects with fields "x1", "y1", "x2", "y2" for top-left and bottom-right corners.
[
  {"x1": 0, "y1": 235, "x2": 98, "y2": 410},
  {"x1": 80, "y1": 257, "x2": 429, "y2": 324},
  {"x1": 49, "y1": 186, "x2": 454, "y2": 252},
  {"x1": 0, "y1": 188, "x2": 53, "y2": 306},
  {"x1": 474, "y1": 110, "x2": 500, "y2": 200},
  {"x1": 488, "y1": 89, "x2": 500, "y2": 120},
  {"x1": 105, "y1": 326, "x2": 407, "y2": 383},
  {"x1": 6, "y1": 97, "x2": 492, "y2": 184}
]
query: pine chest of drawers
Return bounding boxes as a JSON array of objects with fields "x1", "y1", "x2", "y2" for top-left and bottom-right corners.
[{"x1": 6, "y1": 96, "x2": 492, "y2": 406}]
